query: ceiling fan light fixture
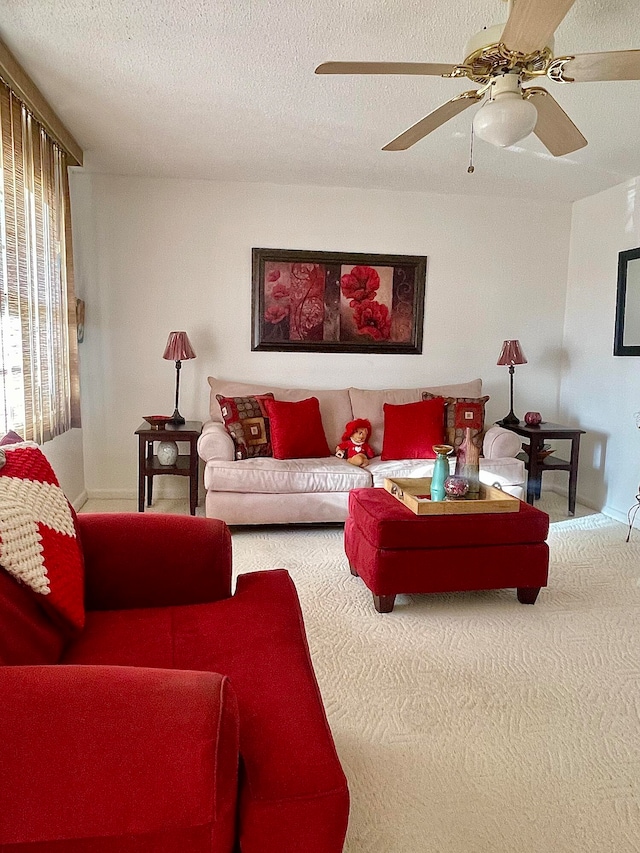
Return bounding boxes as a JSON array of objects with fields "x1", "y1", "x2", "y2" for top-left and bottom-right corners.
[{"x1": 473, "y1": 89, "x2": 538, "y2": 148}]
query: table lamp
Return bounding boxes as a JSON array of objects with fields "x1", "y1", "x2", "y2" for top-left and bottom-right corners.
[
  {"x1": 163, "y1": 331, "x2": 196, "y2": 425},
  {"x1": 496, "y1": 339, "x2": 527, "y2": 426}
]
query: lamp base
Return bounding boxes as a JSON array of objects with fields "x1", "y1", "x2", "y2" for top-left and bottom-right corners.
[
  {"x1": 170, "y1": 408, "x2": 185, "y2": 425},
  {"x1": 498, "y1": 412, "x2": 520, "y2": 427}
]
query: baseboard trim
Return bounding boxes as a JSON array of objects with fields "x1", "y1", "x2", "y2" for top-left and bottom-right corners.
[
  {"x1": 87, "y1": 489, "x2": 138, "y2": 501},
  {"x1": 543, "y1": 482, "x2": 639, "y2": 528},
  {"x1": 71, "y1": 490, "x2": 89, "y2": 511},
  {"x1": 601, "y1": 503, "x2": 640, "y2": 530},
  {"x1": 86, "y1": 487, "x2": 197, "y2": 503},
  {"x1": 545, "y1": 483, "x2": 601, "y2": 513}
]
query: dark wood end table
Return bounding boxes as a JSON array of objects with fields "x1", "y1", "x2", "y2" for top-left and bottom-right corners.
[
  {"x1": 135, "y1": 421, "x2": 203, "y2": 515},
  {"x1": 498, "y1": 420, "x2": 586, "y2": 515}
]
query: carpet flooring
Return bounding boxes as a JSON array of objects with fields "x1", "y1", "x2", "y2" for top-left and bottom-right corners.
[
  {"x1": 230, "y1": 508, "x2": 640, "y2": 853},
  {"x1": 80, "y1": 494, "x2": 640, "y2": 851}
]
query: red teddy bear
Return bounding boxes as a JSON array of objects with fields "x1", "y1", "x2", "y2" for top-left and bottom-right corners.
[{"x1": 335, "y1": 418, "x2": 375, "y2": 468}]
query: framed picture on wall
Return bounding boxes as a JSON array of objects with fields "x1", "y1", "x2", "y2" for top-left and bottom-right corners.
[
  {"x1": 614, "y1": 246, "x2": 640, "y2": 356},
  {"x1": 251, "y1": 248, "x2": 427, "y2": 354}
]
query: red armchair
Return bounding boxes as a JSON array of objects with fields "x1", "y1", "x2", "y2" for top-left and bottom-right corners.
[{"x1": 0, "y1": 514, "x2": 349, "y2": 852}]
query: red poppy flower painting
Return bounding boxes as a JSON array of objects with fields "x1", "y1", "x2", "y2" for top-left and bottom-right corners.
[
  {"x1": 351, "y1": 299, "x2": 392, "y2": 341},
  {"x1": 340, "y1": 265, "x2": 380, "y2": 306},
  {"x1": 253, "y1": 249, "x2": 426, "y2": 353}
]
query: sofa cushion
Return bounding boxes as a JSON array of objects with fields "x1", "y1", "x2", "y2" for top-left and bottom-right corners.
[
  {"x1": 63, "y1": 570, "x2": 349, "y2": 841},
  {"x1": 368, "y1": 457, "x2": 451, "y2": 487},
  {"x1": 368, "y1": 456, "x2": 525, "y2": 489},
  {"x1": 204, "y1": 456, "x2": 371, "y2": 494},
  {"x1": 0, "y1": 568, "x2": 66, "y2": 664},
  {"x1": 208, "y1": 377, "x2": 352, "y2": 450},
  {"x1": 381, "y1": 398, "x2": 446, "y2": 460},
  {"x1": 265, "y1": 397, "x2": 331, "y2": 459},
  {"x1": 349, "y1": 379, "x2": 483, "y2": 451},
  {"x1": 0, "y1": 441, "x2": 84, "y2": 631},
  {"x1": 217, "y1": 393, "x2": 274, "y2": 460}
]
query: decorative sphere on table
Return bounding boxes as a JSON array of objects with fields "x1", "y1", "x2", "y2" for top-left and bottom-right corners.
[
  {"x1": 524, "y1": 411, "x2": 542, "y2": 425},
  {"x1": 157, "y1": 439, "x2": 179, "y2": 466},
  {"x1": 444, "y1": 475, "x2": 470, "y2": 499}
]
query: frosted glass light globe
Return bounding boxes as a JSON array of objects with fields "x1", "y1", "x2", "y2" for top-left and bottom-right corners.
[{"x1": 473, "y1": 92, "x2": 538, "y2": 148}]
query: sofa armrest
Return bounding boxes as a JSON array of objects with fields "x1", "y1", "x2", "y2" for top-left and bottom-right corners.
[
  {"x1": 482, "y1": 425, "x2": 522, "y2": 460},
  {"x1": 78, "y1": 513, "x2": 232, "y2": 611},
  {"x1": 198, "y1": 420, "x2": 235, "y2": 462},
  {"x1": 0, "y1": 665, "x2": 239, "y2": 849}
]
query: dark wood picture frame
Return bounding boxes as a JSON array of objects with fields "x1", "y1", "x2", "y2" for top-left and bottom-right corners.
[
  {"x1": 614, "y1": 246, "x2": 640, "y2": 356},
  {"x1": 251, "y1": 248, "x2": 426, "y2": 354}
]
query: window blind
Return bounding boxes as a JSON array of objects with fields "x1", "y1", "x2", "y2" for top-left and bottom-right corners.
[{"x1": 0, "y1": 80, "x2": 79, "y2": 443}]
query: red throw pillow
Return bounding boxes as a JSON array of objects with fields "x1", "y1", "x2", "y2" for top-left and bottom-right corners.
[
  {"x1": 0, "y1": 440, "x2": 85, "y2": 631},
  {"x1": 381, "y1": 397, "x2": 446, "y2": 460},
  {"x1": 264, "y1": 397, "x2": 331, "y2": 459}
]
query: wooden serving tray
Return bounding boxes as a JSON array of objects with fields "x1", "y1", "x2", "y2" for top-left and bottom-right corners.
[{"x1": 383, "y1": 477, "x2": 519, "y2": 515}]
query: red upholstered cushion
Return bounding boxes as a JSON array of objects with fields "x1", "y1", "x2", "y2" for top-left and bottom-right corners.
[
  {"x1": 0, "y1": 442, "x2": 84, "y2": 631},
  {"x1": 0, "y1": 568, "x2": 66, "y2": 664},
  {"x1": 348, "y1": 487, "x2": 549, "y2": 551},
  {"x1": 264, "y1": 397, "x2": 331, "y2": 459},
  {"x1": 1, "y1": 665, "x2": 239, "y2": 851},
  {"x1": 381, "y1": 397, "x2": 445, "y2": 460},
  {"x1": 217, "y1": 393, "x2": 274, "y2": 460}
]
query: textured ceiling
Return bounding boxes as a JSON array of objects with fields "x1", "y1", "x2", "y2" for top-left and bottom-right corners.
[{"x1": 2, "y1": 0, "x2": 640, "y2": 201}]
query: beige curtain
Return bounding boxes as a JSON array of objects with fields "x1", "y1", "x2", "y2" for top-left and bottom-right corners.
[{"x1": 0, "y1": 80, "x2": 80, "y2": 443}]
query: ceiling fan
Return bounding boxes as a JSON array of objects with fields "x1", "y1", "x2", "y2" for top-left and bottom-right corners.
[{"x1": 315, "y1": 0, "x2": 640, "y2": 155}]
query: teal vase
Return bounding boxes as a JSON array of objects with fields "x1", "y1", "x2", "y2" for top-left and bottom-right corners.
[{"x1": 431, "y1": 445, "x2": 453, "y2": 502}]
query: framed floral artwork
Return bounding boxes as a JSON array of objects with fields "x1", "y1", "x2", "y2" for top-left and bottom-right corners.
[{"x1": 251, "y1": 248, "x2": 426, "y2": 354}]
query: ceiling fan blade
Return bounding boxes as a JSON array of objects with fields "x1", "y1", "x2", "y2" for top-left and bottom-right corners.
[
  {"x1": 524, "y1": 86, "x2": 587, "y2": 156},
  {"x1": 315, "y1": 61, "x2": 456, "y2": 76},
  {"x1": 501, "y1": 0, "x2": 576, "y2": 54},
  {"x1": 382, "y1": 91, "x2": 483, "y2": 151},
  {"x1": 558, "y1": 50, "x2": 640, "y2": 82}
]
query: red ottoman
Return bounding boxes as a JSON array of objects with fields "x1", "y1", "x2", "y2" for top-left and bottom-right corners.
[{"x1": 345, "y1": 488, "x2": 549, "y2": 613}]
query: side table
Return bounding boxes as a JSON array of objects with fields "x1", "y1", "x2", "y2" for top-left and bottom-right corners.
[
  {"x1": 499, "y1": 421, "x2": 585, "y2": 515},
  {"x1": 135, "y1": 421, "x2": 203, "y2": 516}
]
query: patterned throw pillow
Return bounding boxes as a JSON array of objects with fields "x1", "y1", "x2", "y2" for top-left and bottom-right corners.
[
  {"x1": 0, "y1": 441, "x2": 85, "y2": 631},
  {"x1": 217, "y1": 394, "x2": 275, "y2": 460},
  {"x1": 423, "y1": 393, "x2": 490, "y2": 452}
]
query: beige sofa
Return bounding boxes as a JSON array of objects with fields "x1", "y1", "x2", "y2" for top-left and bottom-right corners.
[{"x1": 198, "y1": 377, "x2": 525, "y2": 525}]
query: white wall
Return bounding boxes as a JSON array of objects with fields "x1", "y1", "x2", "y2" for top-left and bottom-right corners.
[
  {"x1": 41, "y1": 428, "x2": 86, "y2": 509},
  {"x1": 69, "y1": 173, "x2": 572, "y2": 500},
  {"x1": 560, "y1": 176, "x2": 640, "y2": 522}
]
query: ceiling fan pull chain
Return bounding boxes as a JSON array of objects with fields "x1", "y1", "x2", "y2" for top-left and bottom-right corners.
[{"x1": 468, "y1": 125, "x2": 475, "y2": 174}]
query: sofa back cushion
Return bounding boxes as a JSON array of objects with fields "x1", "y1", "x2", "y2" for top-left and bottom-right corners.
[
  {"x1": 0, "y1": 568, "x2": 66, "y2": 664},
  {"x1": 208, "y1": 377, "x2": 352, "y2": 451},
  {"x1": 349, "y1": 379, "x2": 483, "y2": 453}
]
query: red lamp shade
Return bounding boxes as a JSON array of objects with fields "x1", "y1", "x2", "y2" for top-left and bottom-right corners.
[
  {"x1": 163, "y1": 331, "x2": 196, "y2": 362},
  {"x1": 497, "y1": 340, "x2": 527, "y2": 366}
]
